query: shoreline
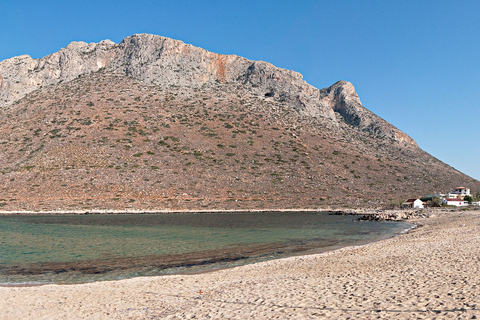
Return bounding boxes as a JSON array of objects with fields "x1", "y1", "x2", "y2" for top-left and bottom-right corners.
[
  {"x1": 0, "y1": 222, "x2": 416, "y2": 288},
  {"x1": 0, "y1": 220, "x2": 416, "y2": 289},
  {"x1": 0, "y1": 212, "x2": 415, "y2": 287},
  {"x1": 0, "y1": 207, "x2": 433, "y2": 220},
  {"x1": 1, "y1": 210, "x2": 478, "y2": 318},
  {"x1": 0, "y1": 208, "x2": 333, "y2": 215}
]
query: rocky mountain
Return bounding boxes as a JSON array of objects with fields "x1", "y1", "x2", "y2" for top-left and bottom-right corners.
[{"x1": 0, "y1": 33, "x2": 478, "y2": 211}]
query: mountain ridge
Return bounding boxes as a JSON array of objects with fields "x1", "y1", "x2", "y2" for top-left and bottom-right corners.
[
  {"x1": 0, "y1": 34, "x2": 477, "y2": 211},
  {"x1": 0, "y1": 34, "x2": 415, "y2": 146}
]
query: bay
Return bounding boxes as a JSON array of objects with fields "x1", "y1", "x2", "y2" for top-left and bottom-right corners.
[{"x1": 0, "y1": 211, "x2": 412, "y2": 285}]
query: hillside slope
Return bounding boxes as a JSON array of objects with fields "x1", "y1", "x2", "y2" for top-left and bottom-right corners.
[{"x1": 0, "y1": 34, "x2": 478, "y2": 211}]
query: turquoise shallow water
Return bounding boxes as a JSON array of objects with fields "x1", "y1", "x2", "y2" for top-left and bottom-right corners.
[{"x1": 0, "y1": 211, "x2": 412, "y2": 284}]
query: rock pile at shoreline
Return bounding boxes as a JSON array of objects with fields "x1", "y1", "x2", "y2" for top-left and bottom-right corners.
[
  {"x1": 357, "y1": 210, "x2": 430, "y2": 221},
  {"x1": 354, "y1": 207, "x2": 478, "y2": 221}
]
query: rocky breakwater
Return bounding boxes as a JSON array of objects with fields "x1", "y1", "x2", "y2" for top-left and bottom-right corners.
[
  {"x1": 335, "y1": 209, "x2": 431, "y2": 221},
  {"x1": 359, "y1": 210, "x2": 430, "y2": 221}
]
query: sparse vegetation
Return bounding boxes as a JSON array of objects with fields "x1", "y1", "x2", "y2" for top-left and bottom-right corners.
[{"x1": 0, "y1": 52, "x2": 477, "y2": 212}]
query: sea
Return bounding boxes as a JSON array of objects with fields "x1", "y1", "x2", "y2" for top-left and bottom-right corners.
[{"x1": 0, "y1": 211, "x2": 412, "y2": 285}]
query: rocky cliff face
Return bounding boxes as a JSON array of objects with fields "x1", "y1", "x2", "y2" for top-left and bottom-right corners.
[
  {"x1": 0, "y1": 33, "x2": 414, "y2": 145},
  {"x1": 319, "y1": 81, "x2": 416, "y2": 145},
  {"x1": 0, "y1": 40, "x2": 117, "y2": 106}
]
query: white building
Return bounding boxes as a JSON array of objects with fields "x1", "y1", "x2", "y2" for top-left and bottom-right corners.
[
  {"x1": 448, "y1": 187, "x2": 471, "y2": 199},
  {"x1": 413, "y1": 199, "x2": 424, "y2": 209},
  {"x1": 403, "y1": 198, "x2": 424, "y2": 209},
  {"x1": 442, "y1": 198, "x2": 468, "y2": 206}
]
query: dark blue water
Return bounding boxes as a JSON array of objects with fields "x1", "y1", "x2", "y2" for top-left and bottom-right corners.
[{"x1": 0, "y1": 211, "x2": 412, "y2": 285}]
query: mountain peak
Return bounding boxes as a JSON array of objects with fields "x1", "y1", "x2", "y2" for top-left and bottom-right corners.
[
  {"x1": 2, "y1": 33, "x2": 410, "y2": 146},
  {"x1": 318, "y1": 80, "x2": 416, "y2": 146}
]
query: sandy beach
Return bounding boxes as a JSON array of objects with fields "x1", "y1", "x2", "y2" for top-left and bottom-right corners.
[{"x1": 1, "y1": 210, "x2": 479, "y2": 319}]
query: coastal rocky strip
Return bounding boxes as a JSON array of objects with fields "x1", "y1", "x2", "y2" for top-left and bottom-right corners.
[
  {"x1": 334, "y1": 208, "x2": 431, "y2": 221},
  {"x1": 350, "y1": 207, "x2": 477, "y2": 221},
  {"x1": 0, "y1": 208, "x2": 429, "y2": 220}
]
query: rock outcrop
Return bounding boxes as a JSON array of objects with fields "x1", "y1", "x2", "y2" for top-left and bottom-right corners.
[
  {"x1": 319, "y1": 81, "x2": 416, "y2": 145},
  {"x1": 0, "y1": 40, "x2": 117, "y2": 106},
  {"x1": 0, "y1": 33, "x2": 413, "y2": 145}
]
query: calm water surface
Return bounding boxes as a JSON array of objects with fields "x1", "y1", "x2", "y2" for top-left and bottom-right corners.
[{"x1": 0, "y1": 211, "x2": 412, "y2": 284}]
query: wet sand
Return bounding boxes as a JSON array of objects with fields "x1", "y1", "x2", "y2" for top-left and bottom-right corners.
[{"x1": 1, "y1": 210, "x2": 479, "y2": 319}]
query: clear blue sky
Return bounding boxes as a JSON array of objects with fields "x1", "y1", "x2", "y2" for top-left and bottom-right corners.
[{"x1": 1, "y1": 0, "x2": 479, "y2": 181}]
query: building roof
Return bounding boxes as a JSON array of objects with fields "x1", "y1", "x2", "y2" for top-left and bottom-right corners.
[
  {"x1": 454, "y1": 187, "x2": 468, "y2": 190},
  {"x1": 445, "y1": 198, "x2": 464, "y2": 202},
  {"x1": 404, "y1": 198, "x2": 421, "y2": 204}
]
